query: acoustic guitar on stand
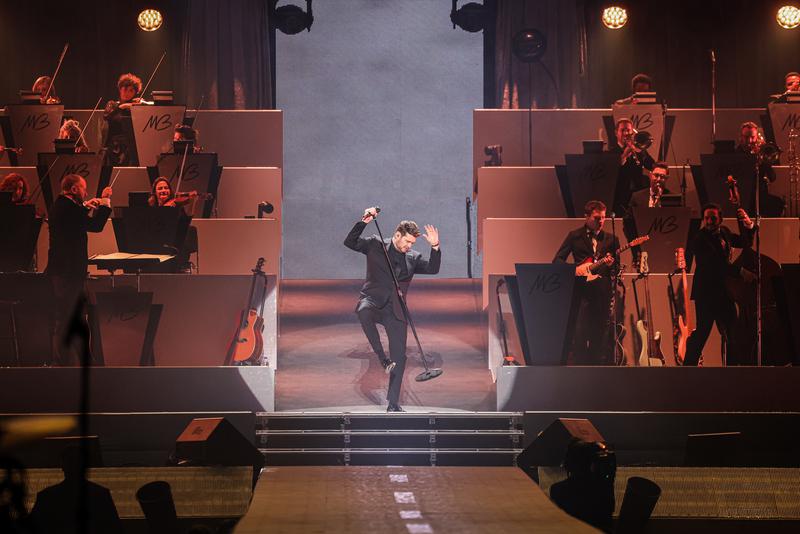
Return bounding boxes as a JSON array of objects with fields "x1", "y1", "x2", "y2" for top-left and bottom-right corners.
[
  {"x1": 575, "y1": 235, "x2": 650, "y2": 281},
  {"x1": 225, "y1": 257, "x2": 267, "y2": 366}
]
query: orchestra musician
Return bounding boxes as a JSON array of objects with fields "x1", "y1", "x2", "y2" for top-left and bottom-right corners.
[
  {"x1": 32, "y1": 75, "x2": 61, "y2": 104},
  {"x1": 614, "y1": 73, "x2": 654, "y2": 105},
  {"x1": 102, "y1": 73, "x2": 144, "y2": 166},
  {"x1": 173, "y1": 123, "x2": 203, "y2": 153},
  {"x1": 736, "y1": 121, "x2": 785, "y2": 217},
  {"x1": 148, "y1": 176, "x2": 202, "y2": 209},
  {"x1": 345, "y1": 208, "x2": 441, "y2": 412},
  {"x1": 46, "y1": 174, "x2": 112, "y2": 365},
  {"x1": 609, "y1": 118, "x2": 654, "y2": 216},
  {"x1": 629, "y1": 162, "x2": 670, "y2": 209},
  {"x1": 785, "y1": 71, "x2": 800, "y2": 92},
  {"x1": 683, "y1": 203, "x2": 755, "y2": 366},
  {"x1": 0, "y1": 172, "x2": 30, "y2": 204},
  {"x1": 57, "y1": 119, "x2": 90, "y2": 153},
  {"x1": 553, "y1": 200, "x2": 620, "y2": 365}
]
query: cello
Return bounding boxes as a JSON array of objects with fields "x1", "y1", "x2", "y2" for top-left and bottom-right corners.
[{"x1": 226, "y1": 258, "x2": 267, "y2": 366}]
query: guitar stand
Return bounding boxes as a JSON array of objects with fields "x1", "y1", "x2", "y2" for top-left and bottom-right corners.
[{"x1": 371, "y1": 216, "x2": 443, "y2": 382}]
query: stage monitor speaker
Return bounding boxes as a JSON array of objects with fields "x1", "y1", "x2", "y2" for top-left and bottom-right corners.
[
  {"x1": 517, "y1": 418, "x2": 604, "y2": 480},
  {"x1": 684, "y1": 431, "x2": 742, "y2": 467},
  {"x1": 174, "y1": 417, "x2": 264, "y2": 483}
]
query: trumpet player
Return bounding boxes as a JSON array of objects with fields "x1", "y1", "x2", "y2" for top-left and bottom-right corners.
[
  {"x1": 736, "y1": 122, "x2": 785, "y2": 217},
  {"x1": 609, "y1": 118, "x2": 654, "y2": 216}
]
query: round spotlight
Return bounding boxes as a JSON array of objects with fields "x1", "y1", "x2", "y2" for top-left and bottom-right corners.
[
  {"x1": 777, "y1": 5, "x2": 800, "y2": 29},
  {"x1": 512, "y1": 29, "x2": 547, "y2": 63},
  {"x1": 137, "y1": 9, "x2": 163, "y2": 32},
  {"x1": 602, "y1": 6, "x2": 628, "y2": 29}
]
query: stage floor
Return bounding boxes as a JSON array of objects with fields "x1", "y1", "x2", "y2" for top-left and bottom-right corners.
[
  {"x1": 276, "y1": 279, "x2": 495, "y2": 412},
  {"x1": 234, "y1": 466, "x2": 598, "y2": 533}
]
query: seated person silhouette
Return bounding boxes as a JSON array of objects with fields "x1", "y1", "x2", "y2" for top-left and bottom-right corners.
[{"x1": 29, "y1": 445, "x2": 122, "y2": 534}]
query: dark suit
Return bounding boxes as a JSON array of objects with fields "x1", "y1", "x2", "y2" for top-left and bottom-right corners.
[
  {"x1": 684, "y1": 222, "x2": 754, "y2": 366},
  {"x1": 344, "y1": 220, "x2": 441, "y2": 406},
  {"x1": 554, "y1": 226, "x2": 620, "y2": 365},
  {"x1": 46, "y1": 194, "x2": 111, "y2": 365}
]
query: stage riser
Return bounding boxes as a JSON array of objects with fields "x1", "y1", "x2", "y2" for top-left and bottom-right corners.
[
  {"x1": 498, "y1": 367, "x2": 800, "y2": 412},
  {"x1": 1, "y1": 412, "x2": 256, "y2": 468},
  {"x1": 259, "y1": 433, "x2": 520, "y2": 450},
  {"x1": 257, "y1": 412, "x2": 523, "y2": 431},
  {"x1": 263, "y1": 451, "x2": 519, "y2": 467},
  {"x1": 524, "y1": 412, "x2": 800, "y2": 467}
]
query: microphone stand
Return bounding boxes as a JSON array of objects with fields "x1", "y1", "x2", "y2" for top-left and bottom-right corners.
[
  {"x1": 710, "y1": 50, "x2": 717, "y2": 145},
  {"x1": 370, "y1": 214, "x2": 443, "y2": 382},
  {"x1": 753, "y1": 157, "x2": 763, "y2": 366}
]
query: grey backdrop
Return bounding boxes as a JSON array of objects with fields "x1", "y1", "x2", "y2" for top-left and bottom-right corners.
[{"x1": 277, "y1": 0, "x2": 482, "y2": 278}]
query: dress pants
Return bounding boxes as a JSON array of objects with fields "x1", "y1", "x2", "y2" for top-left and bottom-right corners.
[
  {"x1": 49, "y1": 274, "x2": 87, "y2": 366},
  {"x1": 357, "y1": 303, "x2": 408, "y2": 406},
  {"x1": 684, "y1": 295, "x2": 737, "y2": 366},
  {"x1": 567, "y1": 281, "x2": 613, "y2": 365}
]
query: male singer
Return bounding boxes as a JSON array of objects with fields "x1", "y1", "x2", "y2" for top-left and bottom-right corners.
[{"x1": 344, "y1": 207, "x2": 441, "y2": 412}]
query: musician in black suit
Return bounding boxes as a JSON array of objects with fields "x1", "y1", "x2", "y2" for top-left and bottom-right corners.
[
  {"x1": 344, "y1": 207, "x2": 441, "y2": 412},
  {"x1": 683, "y1": 203, "x2": 755, "y2": 366},
  {"x1": 47, "y1": 174, "x2": 112, "y2": 365},
  {"x1": 554, "y1": 200, "x2": 620, "y2": 365}
]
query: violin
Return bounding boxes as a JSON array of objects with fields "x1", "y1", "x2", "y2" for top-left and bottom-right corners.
[{"x1": 163, "y1": 191, "x2": 213, "y2": 207}]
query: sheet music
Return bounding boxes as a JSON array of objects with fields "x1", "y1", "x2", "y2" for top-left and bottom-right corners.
[{"x1": 90, "y1": 252, "x2": 174, "y2": 263}]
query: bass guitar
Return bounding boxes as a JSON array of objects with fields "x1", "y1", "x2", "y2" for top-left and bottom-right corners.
[
  {"x1": 226, "y1": 258, "x2": 267, "y2": 366},
  {"x1": 575, "y1": 235, "x2": 650, "y2": 281},
  {"x1": 674, "y1": 248, "x2": 693, "y2": 365},
  {"x1": 635, "y1": 252, "x2": 666, "y2": 366}
]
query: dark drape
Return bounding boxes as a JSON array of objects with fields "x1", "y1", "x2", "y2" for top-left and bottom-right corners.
[
  {"x1": 177, "y1": 0, "x2": 273, "y2": 109},
  {"x1": 494, "y1": 0, "x2": 800, "y2": 109},
  {"x1": 0, "y1": 0, "x2": 273, "y2": 110}
]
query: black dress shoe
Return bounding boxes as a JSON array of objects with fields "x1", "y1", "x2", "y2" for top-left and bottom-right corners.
[
  {"x1": 381, "y1": 359, "x2": 396, "y2": 374},
  {"x1": 387, "y1": 403, "x2": 405, "y2": 412}
]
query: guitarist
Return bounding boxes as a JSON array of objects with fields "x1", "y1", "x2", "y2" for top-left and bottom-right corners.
[
  {"x1": 553, "y1": 200, "x2": 620, "y2": 365},
  {"x1": 683, "y1": 203, "x2": 756, "y2": 366}
]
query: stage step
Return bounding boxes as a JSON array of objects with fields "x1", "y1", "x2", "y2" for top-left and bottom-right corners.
[{"x1": 256, "y1": 412, "x2": 524, "y2": 466}]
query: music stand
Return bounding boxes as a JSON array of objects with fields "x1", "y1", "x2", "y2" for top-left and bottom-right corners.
[
  {"x1": 111, "y1": 206, "x2": 190, "y2": 272},
  {"x1": 556, "y1": 153, "x2": 620, "y2": 217},
  {"x1": 0, "y1": 204, "x2": 42, "y2": 272},
  {"x1": 692, "y1": 153, "x2": 757, "y2": 218},
  {"x1": 36, "y1": 153, "x2": 109, "y2": 213}
]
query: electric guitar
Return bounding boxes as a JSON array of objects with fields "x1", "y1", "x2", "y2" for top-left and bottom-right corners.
[
  {"x1": 675, "y1": 248, "x2": 693, "y2": 365},
  {"x1": 225, "y1": 258, "x2": 266, "y2": 366},
  {"x1": 636, "y1": 252, "x2": 666, "y2": 366},
  {"x1": 575, "y1": 235, "x2": 650, "y2": 281}
]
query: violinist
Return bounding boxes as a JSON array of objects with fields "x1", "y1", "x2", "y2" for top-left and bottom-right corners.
[
  {"x1": 148, "y1": 176, "x2": 203, "y2": 210},
  {"x1": 173, "y1": 124, "x2": 202, "y2": 153},
  {"x1": 57, "y1": 119, "x2": 90, "y2": 153},
  {"x1": 0, "y1": 172, "x2": 30, "y2": 204},
  {"x1": 102, "y1": 73, "x2": 144, "y2": 166},
  {"x1": 735, "y1": 122, "x2": 785, "y2": 217},
  {"x1": 32, "y1": 75, "x2": 61, "y2": 104}
]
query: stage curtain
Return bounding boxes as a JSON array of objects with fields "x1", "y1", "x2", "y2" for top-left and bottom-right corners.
[{"x1": 176, "y1": 0, "x2": 273, "y2": 109}]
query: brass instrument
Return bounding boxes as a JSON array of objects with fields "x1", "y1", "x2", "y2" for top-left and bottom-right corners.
[
  {"x1": 623, "y1": 128, "x2": 654, "y2": 167},
  {"x1": 752, "y1": 131, "x2": 781, "y2": 165}
]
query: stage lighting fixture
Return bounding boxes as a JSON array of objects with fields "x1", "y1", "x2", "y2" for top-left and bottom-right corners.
[
  {"x1": 602, "y1": 6, "x2": 628, "y2": 29},
  {"x1": 777, "y1": 5, "x2": 800, "y2": 29},
  {"x1": 450, "y1": 1, "x2": 489, "y2": 33},
  {"x1": 137, "y1": 9, "x2": 163, "y2": 32},
  {"x1": 274, "y1": 1, "x2": 314, "y2": 35},
  {"x1": 512, "y1": 29, "x2": 547, "y2": 63}
]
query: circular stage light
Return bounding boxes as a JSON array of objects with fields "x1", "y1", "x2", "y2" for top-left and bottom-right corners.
[
  {"x1": 777, "y1": 5, "x2": 800, "y2": 29},
  {"x1": 138, "y1": 9, "x2": 163, "y2": 32},
  {"x1": 602, "y1": 6, "x2": 628, "y2": 29}
]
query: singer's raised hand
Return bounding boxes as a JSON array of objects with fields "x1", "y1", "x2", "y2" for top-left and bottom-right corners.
[
  {"x1": 423, "y1": 225, "x2": 440, "y2": 249},
  {"x1": 362, "y1": 207, "x2": 378, "y2": 223}
]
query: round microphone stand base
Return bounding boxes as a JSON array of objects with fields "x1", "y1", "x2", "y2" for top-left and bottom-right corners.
[{"x1": 415, "y1": 368, "x2": 443, "y2": 382}]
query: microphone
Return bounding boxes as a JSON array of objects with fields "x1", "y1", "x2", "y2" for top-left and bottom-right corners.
[
  {"x1": 710, "y1": 49, "x2": 716, "y2": 63},
  {"x1": 374, "y1": 207, "x2": 381, "y2": 214}
]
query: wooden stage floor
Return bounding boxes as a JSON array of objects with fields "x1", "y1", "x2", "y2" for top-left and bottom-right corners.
[
  {"x1": 277, "y1": 279, "x2": 495, "y2": 412},
  {"x1": 234, "y1": 466, "x2": 598, "y2": 533}
]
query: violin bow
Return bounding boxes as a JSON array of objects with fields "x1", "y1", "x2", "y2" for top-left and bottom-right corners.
[
  {"x1": 44, "y1": 43, "x2": 69, "y2": 102},
  {"x1": 140, "y1": 51, "x2": 167, "y2": 100},
  {"x1": 73, "y1": 97, "x2": 103, "y2": 150},
  {"x1": 174, "y1": 95, "x2": 205, "y2": 194},
  {"x1": 28, "y1": 156, "x2": 61, "y2": 205}
]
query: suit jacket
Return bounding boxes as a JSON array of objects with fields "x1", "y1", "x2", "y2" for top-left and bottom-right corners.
[
  {"x1": 46, "y1": 195, "x2": 111, "y2": 276},
  {"x1": 29, "y1": 479, "x2": 122, "y2": 534},
  {"x1": 608, "y1": 144, "x2": 654, "y2": 214},
  {"x1": 344, "y1": 221, "x2": 441, "y2": 320},
  {"x1": 553, "y1": 226, "x2": 620, "y2": 280},
  {"x1": 688, "y1": 223, "x2": 753, "y2": 301}
]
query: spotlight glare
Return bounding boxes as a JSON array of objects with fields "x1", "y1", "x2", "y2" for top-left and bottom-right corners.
[
  {"x1": 777, "y1": 6, "x2": 800, "y2": 29},
  {"x1": 138, "y1": 9, "x2": 163, "y2": 32},
  {"x1": 602, "y1": 6, "x2": 628, "y2": 29}
]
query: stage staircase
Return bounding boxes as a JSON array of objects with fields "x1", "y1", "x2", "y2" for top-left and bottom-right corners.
[{"x1": 256, "y1": 412, "x2": 524, "y2": 467}]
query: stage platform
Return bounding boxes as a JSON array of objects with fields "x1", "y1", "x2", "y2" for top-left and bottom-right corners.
[{"x1": 234, "y1": 466, "x2": 598, "y2": 533}]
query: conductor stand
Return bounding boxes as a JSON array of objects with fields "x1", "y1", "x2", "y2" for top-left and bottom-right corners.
[{"x1": 370, "y1": 212, "x2": 442, "y2": 382}]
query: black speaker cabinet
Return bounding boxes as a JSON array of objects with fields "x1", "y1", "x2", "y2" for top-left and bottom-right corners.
[
  {"x1": 175, "y1": 417, "x2": 264, "y2": 476},
  {"x1": 518, "y1": 418, "x2": 605, "y2": 477}
]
